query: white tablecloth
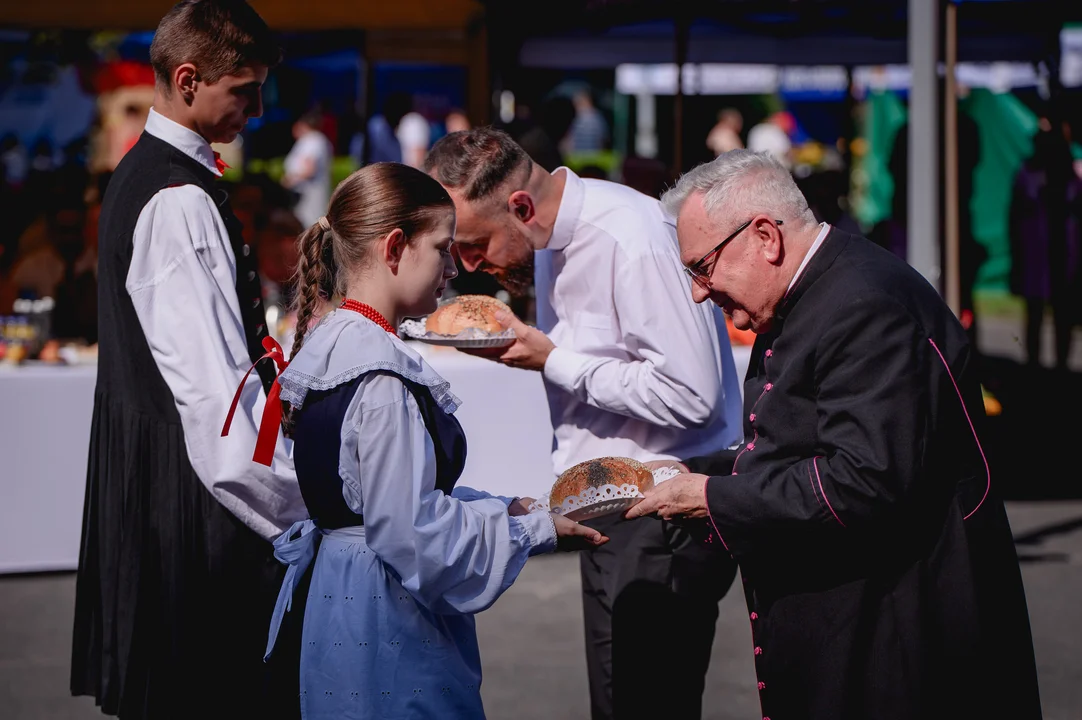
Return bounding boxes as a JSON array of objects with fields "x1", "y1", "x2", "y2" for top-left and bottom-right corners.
[
  {"x1": 0, "y1": 364, "x2": 98, "y2": 574},
  {"x1": 0, "y1": 345, "x2": 752, "y2": 574}
]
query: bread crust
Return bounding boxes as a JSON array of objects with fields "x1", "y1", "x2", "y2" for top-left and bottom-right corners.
[
  {"x1": 424, "y1": 294, "x2": 513, "y2": 335},
  {"x1": 550, "y1": 456, "x2": 654, "y2": 508}
]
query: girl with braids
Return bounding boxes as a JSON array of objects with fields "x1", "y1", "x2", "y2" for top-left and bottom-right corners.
[{"x1": 257, "y1": 162, "x2": 607, "y2": 719}]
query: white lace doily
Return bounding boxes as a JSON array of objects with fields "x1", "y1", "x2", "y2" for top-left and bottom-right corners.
[
  {"x1": 399, "y1": 318, "x2": 516, "y2": 348},
  {"x1": 527, "y1": 466, "x2": 682, "y2": 521}
]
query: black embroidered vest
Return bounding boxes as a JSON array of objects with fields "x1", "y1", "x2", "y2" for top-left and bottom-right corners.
[{"x1": 96, "y1": 131, "x2": 274, "y2": 418}]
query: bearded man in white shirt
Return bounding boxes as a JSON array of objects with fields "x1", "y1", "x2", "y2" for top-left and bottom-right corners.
[
  {"x1": 425, "y1": 127, "x2": 744, "y2": 720},
  {"x1": 71, "y1": 2, "x2": 305, "y2": 719}
]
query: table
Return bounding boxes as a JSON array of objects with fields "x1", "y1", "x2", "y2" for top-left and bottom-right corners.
[
  {"x1": 0, "y1": 345, "x2": 751, "y2": 574},
  {"x1": 0, "y1": 364, "x2": 97, "y2": 574}
]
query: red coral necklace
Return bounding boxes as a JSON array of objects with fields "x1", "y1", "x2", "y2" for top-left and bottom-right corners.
[{"x1": 339, "y1": 299, "x2": 397, "y2": 336}]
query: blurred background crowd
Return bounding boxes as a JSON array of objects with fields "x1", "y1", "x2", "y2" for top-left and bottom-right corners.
[{"x1": 1, "y1": 6, "x2": 1081, "y2": 368}]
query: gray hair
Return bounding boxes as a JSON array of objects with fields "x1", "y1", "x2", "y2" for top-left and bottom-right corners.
[{"x1": 661, "y1": 149, "x2": 815, "y2": 228}]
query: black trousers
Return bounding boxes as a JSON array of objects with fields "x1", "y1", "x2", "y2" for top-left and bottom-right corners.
[{"x1": 579, "y1": 513, "x2": 737, "y2": 720}]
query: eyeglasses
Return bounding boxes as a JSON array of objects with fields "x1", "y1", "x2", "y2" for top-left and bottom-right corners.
[{"x1": 684, "y1": 218, "x2": 783, "y2": 290}]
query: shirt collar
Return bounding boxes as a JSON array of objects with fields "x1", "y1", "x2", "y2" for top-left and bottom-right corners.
[
  {"x1": 786, "y1": 222, "x2": 831, "y2": 294},
  {"x1": 144, "y1": 107, "x2": 222, "y2": 177},
  {"x1": 278, "y1": 309, "x2": 461, "y2": 415},
  {"x1": 547, "y1": 167, "x2": 584, "y2": 252}
]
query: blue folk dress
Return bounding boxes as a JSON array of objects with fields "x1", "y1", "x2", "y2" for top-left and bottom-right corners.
[{"x1": 264, "y1": 309, "x2": 557, "y2": 719}]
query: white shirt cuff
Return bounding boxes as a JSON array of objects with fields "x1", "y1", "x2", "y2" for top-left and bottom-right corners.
[
  {"x1": 512, "y1": 511, "x2": 558, "y2": 556},
  {"x1": 542, "y1": 346, "x2": 593, "y2": 394}
]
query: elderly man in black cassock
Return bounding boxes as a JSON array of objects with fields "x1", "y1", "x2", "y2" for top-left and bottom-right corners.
[{"x1": 629, "y1": 149, "x2": 1042, "y2": 720}]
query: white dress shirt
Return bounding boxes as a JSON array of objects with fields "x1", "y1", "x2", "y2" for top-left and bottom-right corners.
[
  {"x1": 125, "y1": 108, "x2": 304, "y2": 540},
  {"x1": 536, "y1": 168, "x2": 745, "y2": 476}
]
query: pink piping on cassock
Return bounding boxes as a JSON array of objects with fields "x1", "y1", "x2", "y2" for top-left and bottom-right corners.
[{"x1": 928, "y1": 338, "x2": 990, "y2": 520}]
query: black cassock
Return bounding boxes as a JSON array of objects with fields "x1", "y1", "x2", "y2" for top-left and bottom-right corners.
[{"x1": 684, "y1": 229, "x2": 1042, "y2": 720}]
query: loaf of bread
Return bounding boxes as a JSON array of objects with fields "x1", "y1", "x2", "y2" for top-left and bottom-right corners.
[
  {"x1": 424, "y1": 294, "x2": 512, "y2": 335},
  {"x1": 550, "y1": 456, "x2": 654, "y2": 509}
]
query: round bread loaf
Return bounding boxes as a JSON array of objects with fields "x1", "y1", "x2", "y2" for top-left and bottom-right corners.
[
  {"x1": 550, "y1": 456, "x2": 654, "y2": 509},
  {"x1": 424, "y1": 294, "x2": 512, "y2": 335}
]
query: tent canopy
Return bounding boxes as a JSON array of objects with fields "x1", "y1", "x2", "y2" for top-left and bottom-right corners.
[
  {"x1": 0, "y1": 0, "x2": 484, "y2": 32},
  {"x1": 482, "y1": 0, "x2": 1079, "y2": 67}
]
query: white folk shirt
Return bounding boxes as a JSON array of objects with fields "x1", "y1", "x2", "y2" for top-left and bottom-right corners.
[
  {"x1": 535, "y1": 168, "x2": 745, "y2": 476},
  {"x1": 125, "y1": 108, "x2": 304, "y2": 540}
]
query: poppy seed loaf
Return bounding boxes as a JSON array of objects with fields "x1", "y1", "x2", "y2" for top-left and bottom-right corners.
[
  {"x1": 550, "y1": 457, "x2": 654, "y2": 509},
  {"x1": 424, "y1": 294, "x2": 512, "y2": 335}
]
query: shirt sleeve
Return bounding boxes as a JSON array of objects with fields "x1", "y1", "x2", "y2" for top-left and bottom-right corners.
[
  {"x1": 542, "y1": 244, "x2": 725, "y2": 430},
  {"x1": 126, "y1": 185, "x2": 304, "y2": 541},
  {"x1": 352, "y1": 373, "x2": 556, "y2": 615},
  {"x1": 703, "y1": 294, "x2": 931, "y2": 558}
]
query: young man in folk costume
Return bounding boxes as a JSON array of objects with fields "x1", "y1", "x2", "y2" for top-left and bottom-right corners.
[{"x1": 70, "y1": 2, "x2": 305, "y2": 717}]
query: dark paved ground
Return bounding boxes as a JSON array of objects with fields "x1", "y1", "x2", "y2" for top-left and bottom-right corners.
[{"x1": 4, "y1": 318, "x2": 1081, "y2": 719}]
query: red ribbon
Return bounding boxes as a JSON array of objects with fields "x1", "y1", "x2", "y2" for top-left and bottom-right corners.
[
  {"x1": 213, "y1": 151, "x2": 230, "y2": 175},
  {"x1": 221, "y1": 336, "x2": 289, "y2": 467}
]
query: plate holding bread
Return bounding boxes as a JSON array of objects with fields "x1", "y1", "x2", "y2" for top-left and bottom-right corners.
[
  {"x1": 531, "y1": 456, "x2": 679, "y2": 521},
  {"x1": 400, "y1": 294, "x2": 517, "y2": 348}
]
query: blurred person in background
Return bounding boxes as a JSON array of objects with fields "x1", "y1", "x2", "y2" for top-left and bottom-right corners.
[
  {"x1": 1009, "y1": 115, "x2": 1082, "y2": 370},
  {"x1": 620, "y1": 155, "x2": 672, "y2": 200},
  {"x1": 747, "y1": 111, "x2": 794, "y2": 170},
  {"x1": 876, "y1": 113, "x2": 984, "y2": 348},
  {"x1": 425, "y1": 127, "x2": 744, "y2": 720},
  {"x1": 69, "y1": 2, "x2": 305, "y2": 718},
  {"x1": 444, "y1": 107, "x2": 471, "y2": 134},
  {"x1": 1, "y1": 133, "x2": 28, "y2": 191},
  {"x1": 568, "y1": 88, "x2": 609, "y2": 153},
  {"x1": 397, "y1": 103, "x2": 431, "y2": 169},
  {"x1": 517, "y1": 94, "x2": 576, "y2": 173},
  {"x1": 282, "y1": 106, "x2": 333, "y2": 228},
  {"x1": 0, "y1": 133, "x2": 29, "y2": 271},
  {"x1": 706, "y1": 108, "x2": 744, "y2": 157},
  {"x1": 363, "y1": 90, "x2": 412, "y2": 164}
]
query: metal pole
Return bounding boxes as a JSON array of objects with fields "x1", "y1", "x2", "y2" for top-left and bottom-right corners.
[
  {"x1": 944, "y1": 2, "x2": 960, "y2": 314},
  {"x1": 907, "y1": 0, "x2": 941, "y2": 291},
  {"x1": 673, "y1": 16, "x2": 689, "y2": 174}
]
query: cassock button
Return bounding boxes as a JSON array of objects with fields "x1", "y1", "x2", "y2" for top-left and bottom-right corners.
[
  {"x1": 247, "y1": 270, "x2": 256, "y2": 281},
  {"x1": 765, "y1": 349, "x2": 773, "y2": 357},
  {"x1": 252, "y1": 298, "x2": 261, "y2": 309},
  {"x1": 764, "y1": 383, "x2": 773, "y2": 391},
  {"x1": 758, "y1": 682, "x2": 766, "y2": 690},
  {"x1": 255, "y1": 324, "x2": 265, "y2": 334},
  {"x1": 749, "y1": 413, "x2": 756, "y2": 422},
  {"x1": 754, "y1": 646, "x2": 762, "y2": 655},
  {"x1": 242, "y1": 244, "x2": 251, "y2": 257},
  {"x1": 750, "y1": 612, "x2": 758, "y2": 620}
]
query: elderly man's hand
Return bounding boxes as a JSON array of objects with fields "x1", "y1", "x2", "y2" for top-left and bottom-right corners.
[
  {"x1": 624, "y1": 473, "x2": 711, "y2": 521},
  {"x1": 459, "y1": 309, "x2": 555, "y2": 371}
]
